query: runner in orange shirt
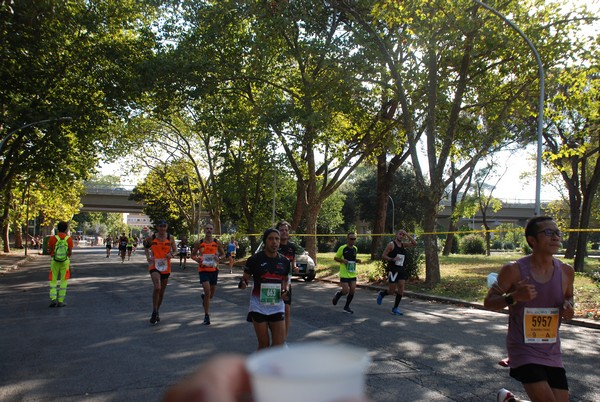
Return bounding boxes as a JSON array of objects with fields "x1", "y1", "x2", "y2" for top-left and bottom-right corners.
[
  {"x1": 144, "y1": 219, "x2": 176, "y2": 325},
  {"x1": 191, "y1": 222, "x2": 225, "y2": 325}
]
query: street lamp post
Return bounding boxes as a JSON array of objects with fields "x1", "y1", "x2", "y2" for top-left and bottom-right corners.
[
  {"x1": 473, "y1": 0, "x2": 544, "y2": 215},
  {"x1": 388, "y1": 195, "x2": 395, "y2": 233}
]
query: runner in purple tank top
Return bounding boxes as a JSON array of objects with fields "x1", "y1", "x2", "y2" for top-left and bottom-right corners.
[{"x1": 484, "y1": 216, "x2": 574, "y2": 402}]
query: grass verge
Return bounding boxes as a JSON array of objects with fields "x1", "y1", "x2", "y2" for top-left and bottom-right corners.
[{"x1": 315, "y1": 252, "x2": 600, "y2": 320}]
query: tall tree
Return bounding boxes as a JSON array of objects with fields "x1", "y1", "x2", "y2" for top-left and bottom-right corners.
[
  {"x1": 241, "y1": 0, "x2": 396, "y2": 261},
  {"x1": 544, "y1": 44, "x2": 600, "y2": 272},
  {"x1": 0, "y1": 0, "x2": 161, "y2": 250},
  {"x1": 336, "y1": 0, "x2": 590, "y2": 285},
  {"x1": 130, "y1": 158, "x2": 199, "y2": 237}
]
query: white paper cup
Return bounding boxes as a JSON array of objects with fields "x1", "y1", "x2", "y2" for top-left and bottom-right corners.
[{"x1": 246, "y1": 342, "x2": 370, "y2": 402}]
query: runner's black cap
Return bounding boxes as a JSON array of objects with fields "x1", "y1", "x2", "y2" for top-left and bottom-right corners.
[{"x1": 262, "y1": 228, "x2": 280, "y2": 243}]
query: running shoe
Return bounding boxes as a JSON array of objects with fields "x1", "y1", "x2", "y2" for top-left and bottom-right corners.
[
  {"x1": 49, "y1": 299, "x2": 57, "y2": 308},
  {"x1": 497, "y1": 388, "x2": 516, "y2": 402},
  {"x1": 376, "y1": 291, "x2": 384, "y2": 305},
  {"x1": 332, "y1": 291, "x2": 342, "y2": 306},
  {"x1": 156, "y1": 312, "x2": 160, "y2": 322},
  {"x1": 203, "y1": 314, "x2": 211, "y2": 325},
  {"x1": 391, "y1": 308, "x2": 403, "y2": 316},
  {"x1": 57, "y1": 301, "x2": 66, "y2": 307},
  {"x1": 343, "y1": 306, "x2": 354, "y2": 314},
  {"x1": 150, "y1": 311, "x2": 158, "y2": 325}
]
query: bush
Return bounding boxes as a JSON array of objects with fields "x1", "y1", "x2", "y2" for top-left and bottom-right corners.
[
  {"x1": 504, "y1": 242, "x2": 515, "y2": 250},
  {"x1": 459, "y1": 234, "x2": 485, "y2": 255},
  {"x1": 356, "y1": 236, "x2": 371, "y2": 254},
  {"x1": 492, "y1": 240, "x2": 503, "y2": 250},
  {"x1": 317, "y1": 238, "x2": 337, "y2": 253},
  {"x1": 521, "y1": 241, "x2": 532, "y2": 255}
]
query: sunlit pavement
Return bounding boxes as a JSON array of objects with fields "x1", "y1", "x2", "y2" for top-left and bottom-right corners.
[{"x1": 0, "y1": 246, "x2": 598, "y2": 402}]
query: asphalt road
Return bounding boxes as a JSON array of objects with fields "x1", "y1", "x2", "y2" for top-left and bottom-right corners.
[{"x1": 1, "y1": 247, "x2": 598, "y2": 402}]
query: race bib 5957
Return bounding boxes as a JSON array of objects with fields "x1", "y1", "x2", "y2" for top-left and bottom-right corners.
[{"x1": 524, "y1": 307, "x2": 559, "y2": 343}]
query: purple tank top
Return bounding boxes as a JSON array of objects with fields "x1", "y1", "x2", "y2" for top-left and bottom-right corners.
[{"x1": 506, "y1": 256, "x2": 565, "y2": 369}]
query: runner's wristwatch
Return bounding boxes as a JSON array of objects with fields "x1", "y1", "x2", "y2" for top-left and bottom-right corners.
[{"x1": 504, "y1": 293, "x2": 516, "y2": 306}]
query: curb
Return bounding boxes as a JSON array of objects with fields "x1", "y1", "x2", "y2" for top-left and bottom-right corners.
[
  {"x1": 0, "y1": 253, "x2": 42, "y2": 273},
  {"x1": 319, "y1": 277, "x2": 600, "y2": 330}
]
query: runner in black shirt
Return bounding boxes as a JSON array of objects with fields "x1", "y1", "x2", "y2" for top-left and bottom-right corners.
[{"x1": 239, "y1": 228, "x2": 290, "y2": 350}]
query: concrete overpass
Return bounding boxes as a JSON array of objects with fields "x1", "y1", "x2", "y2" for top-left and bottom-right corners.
[
  {"x1": 80, "y1": 184, "x2": 146, "y2": 213},
  {"x1": 436, "y1": 199, "x2": 551, "y2": 229},
  {"x1": 80, "y1": 184, "x2": 546, "y2": 228}
]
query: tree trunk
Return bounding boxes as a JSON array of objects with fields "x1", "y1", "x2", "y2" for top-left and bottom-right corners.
[
  {"x1": 370, "y1": 191, "x2": 387, "y2": 260},
  {"x1": 483, "y1": 220, "x2": 491, "y2": 256},
  {"x1": 370, "y1": 157, "x2": 391, "y2": 259},
  {"x1": 290, "y1": 180, "x2": 306, "y2": 231},
  {"x1": 2, "y1": 223, "x2": 9, "y2": 253},
  {"x1": 13, "y1": 222, "x2": 23, "y2": 249},
  {"x1": 442, "y1": 188, "x2": 459, "y2": 256},
  {"x1": 564, "y1": 190, "x2": 581, "y2": 259},
  {"x1": 212, "y1": 212, "x2": 222, "y2": 236},
  {"x1": 442, "y1": 230, "x2": 456, "y2": 256},
  {"x1": 574, "y1": 162, "x2": 600, "y2": 272},
  {"x1": 573, "y1": 230, "x2": 588, "y2": 273},
  {"x1": 422, "y1": 201, "x2": 440, "y2": 287},
  {"x1": 303, "y1": 199, "x2": 322, "y2": 265},
  {"x1": 1, "y1": 186, "x2": 11, "y2": 253}
]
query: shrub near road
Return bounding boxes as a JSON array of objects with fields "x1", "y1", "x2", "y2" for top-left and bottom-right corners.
[{"x1": 317, "y1": 252, "x2": 600, "y2": 321}]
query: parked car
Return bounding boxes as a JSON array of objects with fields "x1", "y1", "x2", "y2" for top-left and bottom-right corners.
[
  {"x1": 254, "y1": 242, "x2": 316, "y2": 282},
  {"x1": 295, "y1": 251, "x2": 316, "y2": 281}
]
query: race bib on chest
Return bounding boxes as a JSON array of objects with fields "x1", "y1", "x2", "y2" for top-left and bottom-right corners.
[
  {"x1": 523, "y1": 307, "x2": 559, "y2": 343},
  {"x1": 260, "y1": 283, "x2": 281, "y2": 305},
  {"x1": 155, "y1": 258, "x2": 168, "y2": 272},
  {"x1": 203, "y1": 254, "x2": 217, "y2": 267},
  {"x1": 394, "y1": 255, "x2": 405, "y2": 267},
  {"x1": 347, "y1": 261, "x2": 356, "y2": 273}
]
